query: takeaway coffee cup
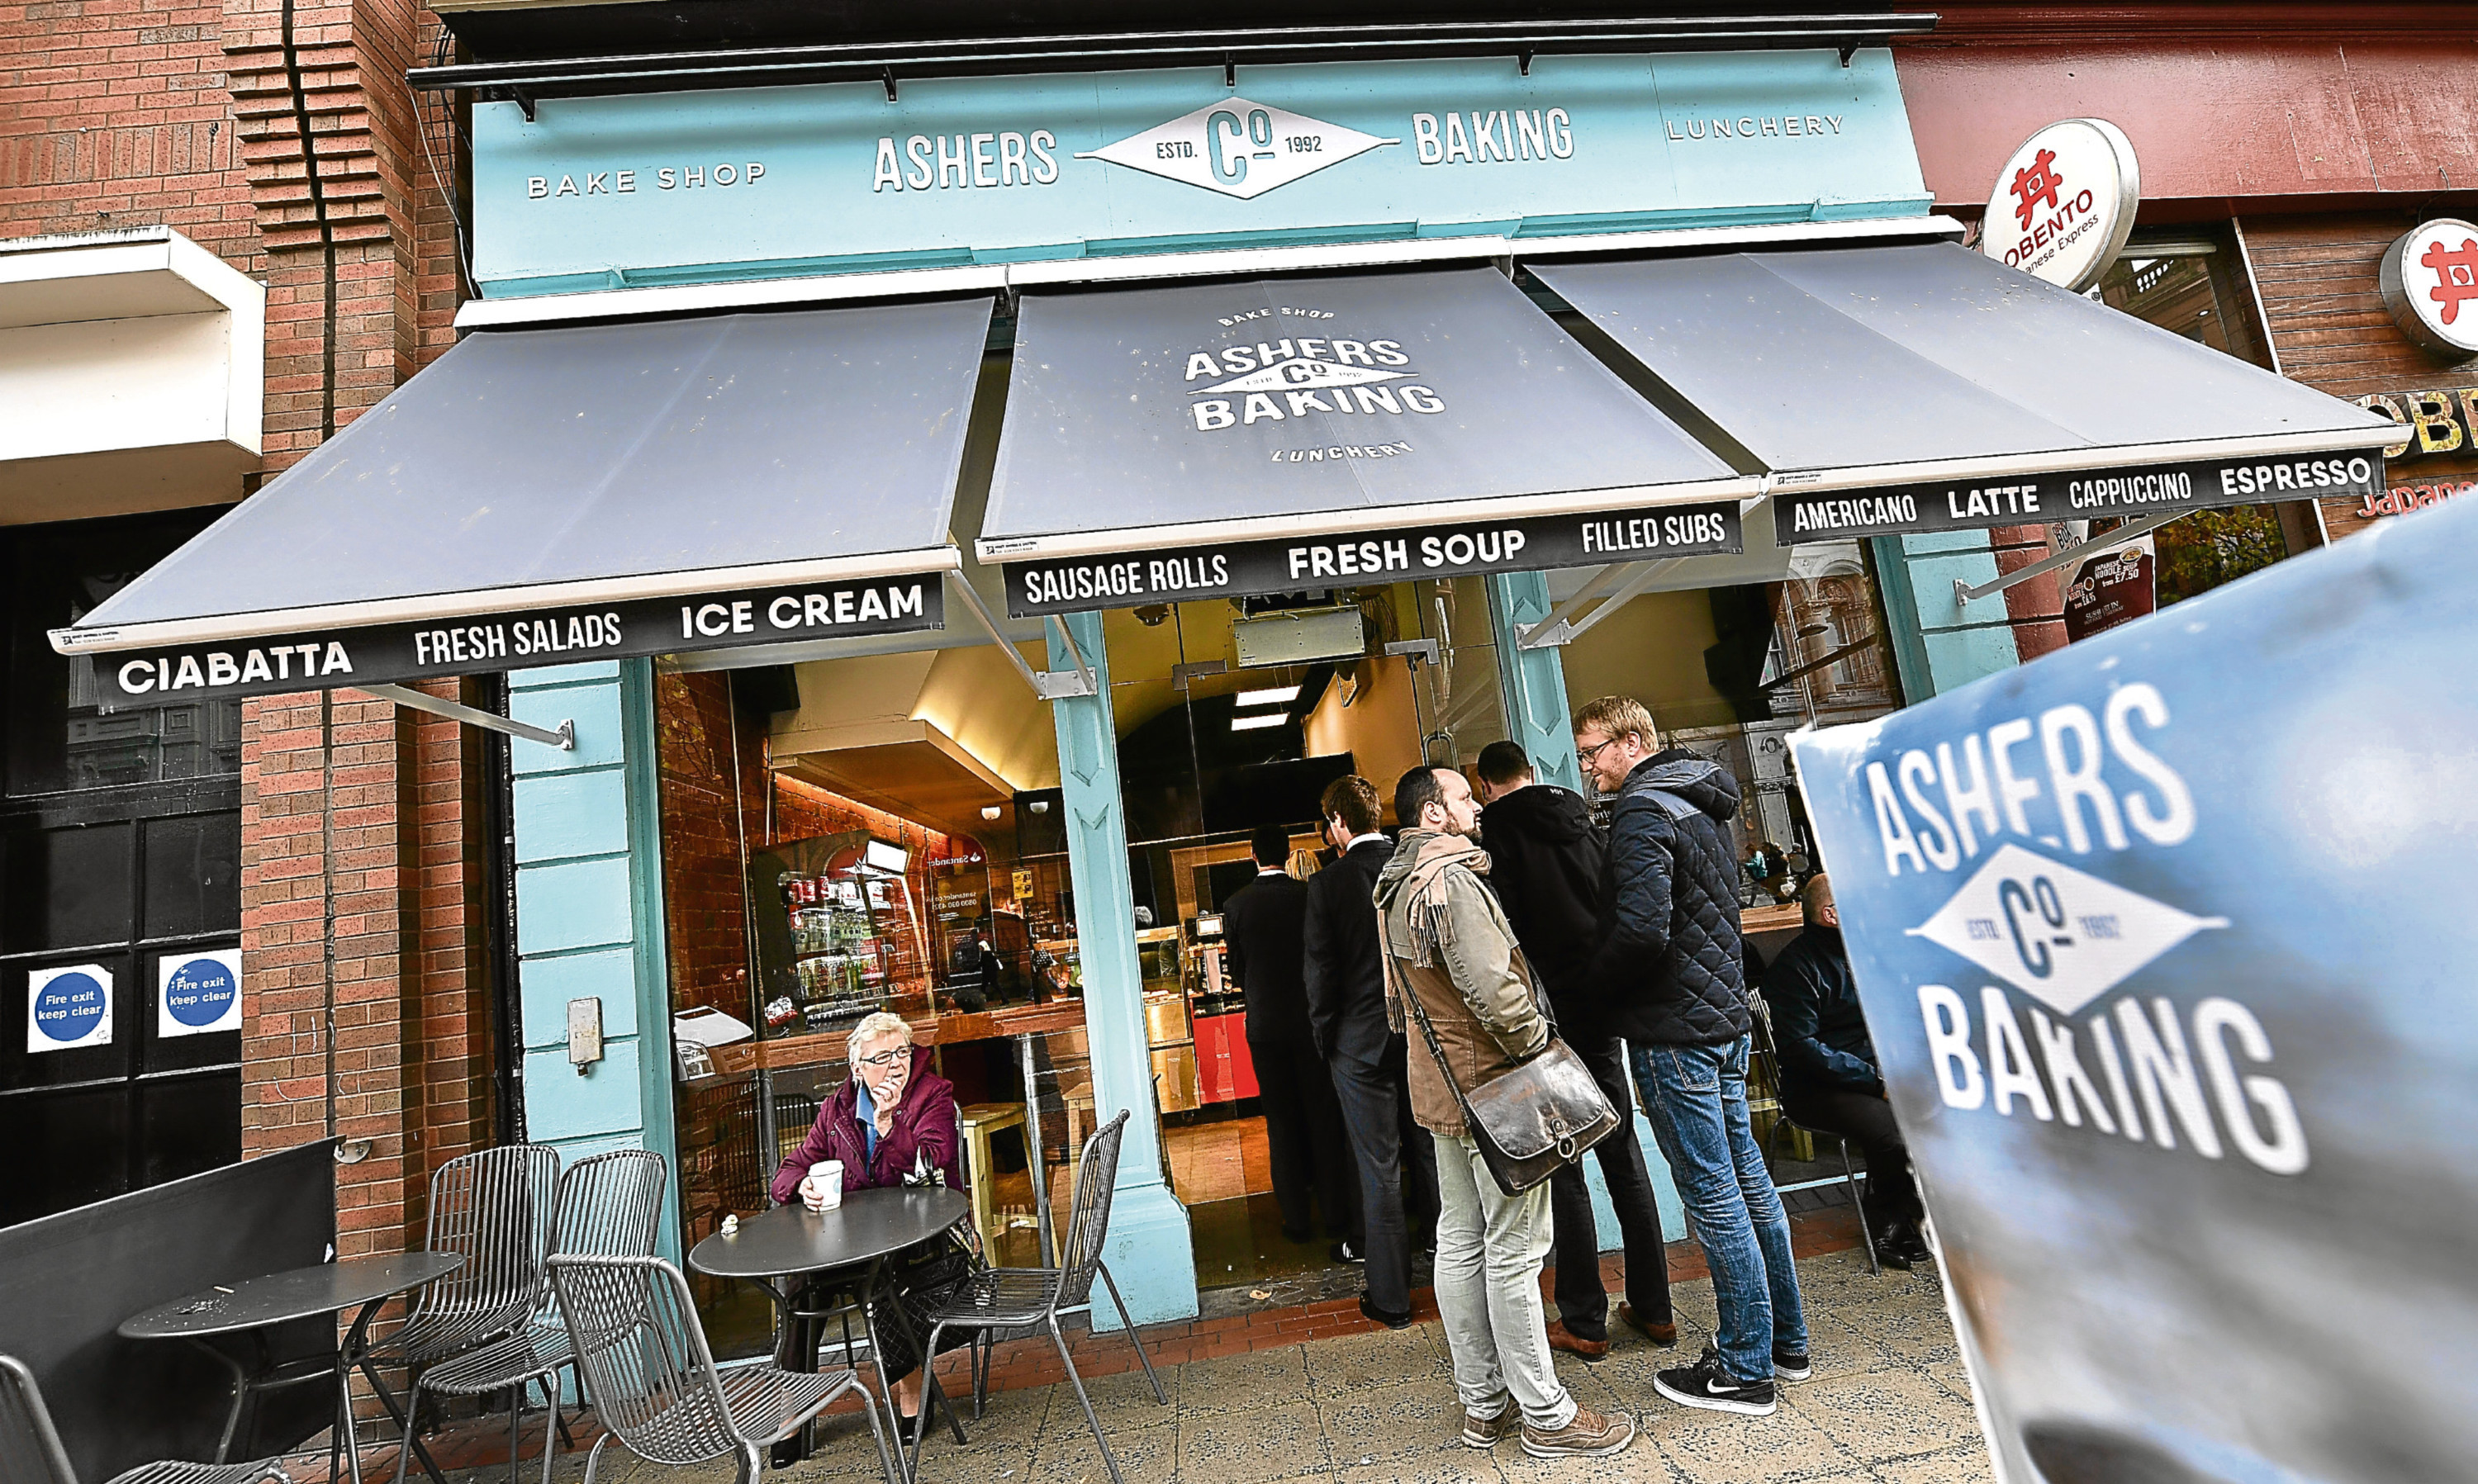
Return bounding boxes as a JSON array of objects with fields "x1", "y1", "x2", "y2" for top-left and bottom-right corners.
[{"x1": 805, "y1": 1160, "x2": 844, "y2": 1211}]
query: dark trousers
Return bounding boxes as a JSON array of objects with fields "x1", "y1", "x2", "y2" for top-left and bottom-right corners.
[
  {"x1": 1248, "y1": 1025, "x2": 1359, "y2": 1240},
  {"x1": 1329, "y1": 1036, "x2": 1440, "y2": 1316},
  {"x1": 1547, "y1": 1031, "x2": 1673, "y2": 1341},
  {"x1": 1783, "y1": 1083, "x2": 1921, "y2": 1228}
]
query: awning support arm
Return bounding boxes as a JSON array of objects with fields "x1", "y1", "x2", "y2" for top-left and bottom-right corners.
[
  {"x1": 1521, "y1": 559, "x2": 1678, "y2": 648},
  {"x1": 362, "y1": 683, "x2": 575, "y2": 751},
  {"x1": 1952, "y1": 510, "x2": 2186, "y2": 605},
  {"x1": 1515, "y1": 562, "x2": 1635, "y2": 649},
  {"x1": 946, "y1": 573, "x2": 1098, "y2": 700}
]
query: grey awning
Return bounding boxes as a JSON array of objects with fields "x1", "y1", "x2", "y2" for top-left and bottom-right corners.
[
  {"x1": 976, "y1": 266, "x2": 1757, "y2": 616},
  {"x1": 53, "y1": 298, "x2": 993, "y2": 704},
  {"x1": 1533, "y1": 244, "x2": 2400, "y2": 543}
]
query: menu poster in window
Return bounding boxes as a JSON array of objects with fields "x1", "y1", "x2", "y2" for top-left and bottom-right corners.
[
  {"x1": 2061, "y1": 533, "x2": 2158, "y2": 644},
  {"x1": 929, "y1": 835, "x2": 993, "y2": 997},
  {"x1": 158, "y1": 950, "x2": 242, "y2": 1037},
  {"x1": 27, "y1": 964, "x2": 113, "y2": 1052}
]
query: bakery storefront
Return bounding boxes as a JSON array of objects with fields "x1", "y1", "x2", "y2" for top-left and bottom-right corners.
[{"x1": 50, "y1": 25, "x2": 2398, "y2": 1335}]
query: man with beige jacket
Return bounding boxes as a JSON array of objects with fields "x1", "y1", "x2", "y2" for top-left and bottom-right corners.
[{"x1": 1376, "y1": 763, "x2": 1636, "y2": 1461}]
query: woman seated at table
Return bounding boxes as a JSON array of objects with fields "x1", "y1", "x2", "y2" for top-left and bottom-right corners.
[{"x1": 770, "y1": 1011, "x2": 978, "y2": 1438}]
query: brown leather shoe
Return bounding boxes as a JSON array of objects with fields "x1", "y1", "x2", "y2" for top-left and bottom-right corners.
[
  {"x1": 1543, "y1": 1321, "x2": 1609, "y2": 1360},
  {"x1": 1617, "y1": 1303, "x2": 1678, "y2": 1348}
]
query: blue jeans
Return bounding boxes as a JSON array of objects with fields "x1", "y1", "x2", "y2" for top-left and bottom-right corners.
[{"x1": 1631, "y1": 1035, "x2": 1806, "y2": 1381}]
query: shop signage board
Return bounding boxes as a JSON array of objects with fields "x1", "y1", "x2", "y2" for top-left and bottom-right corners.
[
  {"x1": 2379, "y1": 217, "x2": 2478, "y2": 359},
  {"x1": 1789, "y1": 495, "x2": 2478, "y2": 1482},
  {"x1": 2354, "y1": 386, "x2": 2478, "y2": 460},
  {"x1": 158, "y1": 951, "x2": 242, "y2": 1038},
  {"x1": 468, "y1": 50, "x2": 1930, "y2": 294},
  {"x1": 1769, "y1": 448, "x2": 2385, "y2": 545},
  {"x1": 1977, "y1": 117, "x2": 2139, "y2": 292},
  {"x1": 1001, "y1": 500, "x2": 1740, "y2": 617},
  {"x1": 27, "y1": 965, "x2": 113, "y2": 1053},
  {"x1": 2058, "y1": 533, "x2": 2156, "y2": 643},
  {"x1": 69, "y1": 574, "x2": 946, "y2": 708}
]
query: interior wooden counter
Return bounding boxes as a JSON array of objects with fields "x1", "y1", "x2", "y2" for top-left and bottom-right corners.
[{"x1": 716, "y1": 998, "x2": 1089, "y2": 1074}]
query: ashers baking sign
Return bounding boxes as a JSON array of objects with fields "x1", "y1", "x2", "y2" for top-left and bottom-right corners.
[
  {"x1": 471, "y1": 50, "x2": 1929, "y2": 294},
  {"x1": 1000, "y1": 504, "x2": 1740, "y2": 617},
  {"x1": 65, "y1": 576, "x2": 943, "y2": 708},
  {"x1": 1770, "y1": 451, "x2": 2385, "y2": 545}
]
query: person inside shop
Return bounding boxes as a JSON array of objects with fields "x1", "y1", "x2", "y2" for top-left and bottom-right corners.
[
  {"x1": 1761, "y1": 873, "x2": 1932, "y2": 1268},
  {"x1": 1473, "y1": 741, "x2": 1675, "y2": 1358},
  {"x1": 1379, "y1": 762, "x2": 1638, "y2": 1458},
  {"x1": 1574, "y1": 695, "x2": 1806, "y2": 1419},
  {"x1": 1222, "y1": 823, "x2": 1359, "y2": 1249},
  {"x1": 1304, "y1": 773, "x2": 1440, "y2": 1328},
  {"x1": 771, "y1": 1011, "x2": 976, "y2": 1442}
]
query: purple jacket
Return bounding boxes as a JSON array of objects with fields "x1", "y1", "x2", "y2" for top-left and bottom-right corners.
[{"x1": 769, "y1": 1048, "x2": 964, "y2": 1206}]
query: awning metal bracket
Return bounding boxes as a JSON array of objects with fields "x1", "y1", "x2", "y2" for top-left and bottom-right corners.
[
  {"x1": 1951, "y1": 510, "x2": 2186, "y2": 606},
  {"x1": 363, "y1": 682, "x2": 575, "y2": 751},
  {"x1": 1516, "y1": 558, "x2": 1678, "y2": 648},
  {"x1": 948, "y1": 573, "x2": 1099, "y2": 700},
  {"x1": 1384, "y1": 638, "x2": 1441, "y2": 668}
]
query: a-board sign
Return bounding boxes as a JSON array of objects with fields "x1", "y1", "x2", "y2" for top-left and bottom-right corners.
[{"x1": 1790, "y1": 494, "x2": 2478, "y2": 1482}]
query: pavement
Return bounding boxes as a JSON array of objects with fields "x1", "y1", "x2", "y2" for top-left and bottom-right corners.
[{"x1": 418, "y1": 1245, "x2": 1991, "y2": 1484}]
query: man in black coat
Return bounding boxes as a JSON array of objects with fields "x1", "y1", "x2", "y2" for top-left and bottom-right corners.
[
  {"x1": 1763, "y1": 873, "x2": 1929, "y2": 1268},
  {"x1": 1303, "y1": 773, "x2": 1437, "y2": 1328},
  {"x1": 1575, "y1": 695, "x2": 1806, "y2": 1419},
  {"x1": 1474, "y1": 741, "x2": 1675, "y2": 1359},
  {"x1": 1222, "y1": 823, "x2": 1357, "y2": 1247}
]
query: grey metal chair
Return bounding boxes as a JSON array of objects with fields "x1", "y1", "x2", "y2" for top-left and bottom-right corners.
[
  {"x1": 392, "y1": 1150, "x2": 670, "y2": 1484},
  {"x1": 375, "y1": 1145, "x2": 564, "y2": 1373},
  {"x1": 547, "y1": 1254, "x2": 893, "y2": 1484},
  {"x1": 0, "y1": 1354, "x2": 292, "y2": 1484},
  {"x1": 1750, "y1": 998, "x2": 1881, "y2": 1275},
  {"x1": 905, "y1": 1109, "x2": 1163, "y2": 1484}
]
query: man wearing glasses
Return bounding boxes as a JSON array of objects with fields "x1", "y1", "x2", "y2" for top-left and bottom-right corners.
[{"x1": 1572, "y1": 696, "x2": 1807, "y2": 1420}]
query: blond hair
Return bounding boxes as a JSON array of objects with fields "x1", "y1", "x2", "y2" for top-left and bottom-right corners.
[
  {"x1": 1573, "y1": 695, "x2": 1658, "y2": 751},
  {"x1": 846, "y1": 1011, "x2": 913, "y2": 1062}
]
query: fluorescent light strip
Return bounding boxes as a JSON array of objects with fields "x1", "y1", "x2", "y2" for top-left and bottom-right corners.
[
  {"x1": 1236, "y1": 685, "x2": 1300, "y2": 707},
  {"x1": 1229, "y1": 714, "x2": 1290, "y2": 732}
]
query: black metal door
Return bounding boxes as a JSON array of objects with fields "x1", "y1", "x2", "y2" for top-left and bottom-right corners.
[{"x1": 2, "y1": 511, "x2": 244, "y2": 1227}]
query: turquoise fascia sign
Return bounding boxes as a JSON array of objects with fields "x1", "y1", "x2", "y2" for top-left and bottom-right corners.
[{"x1": 472, "y1": 48, "x2": 1930, "y2": 296}]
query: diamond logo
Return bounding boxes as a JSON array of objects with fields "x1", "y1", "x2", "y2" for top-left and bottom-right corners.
[
  {"x1": 1192, "y1": 359, "x2": 1412, "y2": 397},
  {"x1": 1075, "y1": 98, "x2": 1397, "y2": 200},
  {"x1": 1905, "y1": 843, "x2": 2229, "y2": 1016}
]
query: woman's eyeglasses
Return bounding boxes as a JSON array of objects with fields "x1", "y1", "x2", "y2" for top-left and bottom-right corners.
[{"x1": 854, "y1": 1049, "x2": 907, "y2": 1070}]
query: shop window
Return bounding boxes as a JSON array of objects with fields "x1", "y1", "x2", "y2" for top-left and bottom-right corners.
[{"x1": 2091, "y1": 241, "x2": 2295, "y2": 603}]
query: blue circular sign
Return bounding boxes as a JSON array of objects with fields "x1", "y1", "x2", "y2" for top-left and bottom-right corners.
[
  {"x1": 33, "y1": 970, "x2": 107, "y2": 1044},
  {"x1": 165, "y1": 958, "x2": 239, "y2": 1029}
]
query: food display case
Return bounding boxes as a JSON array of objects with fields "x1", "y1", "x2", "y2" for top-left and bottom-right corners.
[
  {"x1": 747, "y1": 831, "x2": 930, "y2": 1046},
  {"x1": 1137, "y1": 925, "x2": 1199, "y2": 1113}
]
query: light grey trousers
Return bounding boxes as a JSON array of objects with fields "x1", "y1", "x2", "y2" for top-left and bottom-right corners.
[{"x1": 1431, "y1": 1131, "x2": 1579, "y2": 1432}]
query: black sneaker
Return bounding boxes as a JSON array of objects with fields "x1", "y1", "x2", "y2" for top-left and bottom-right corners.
[
  {"x1": 1359, "y1": 1295, "x2": 1414, "y2": 1330},
  {"x1": 1653, "y1": 1346, "x2": 1778, "y2": 1416},
  {"x1": 1773, "y1": 1349, "x2": 1812, "y2": 1382}
]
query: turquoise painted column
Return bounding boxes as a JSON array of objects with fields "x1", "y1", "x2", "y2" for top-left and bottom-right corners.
[
  {"x1": 1484, "y1": 571, "x2": 1687, "y2": 1247},
  {"x1": 1048, "y1": 612, "x2": 1197, "y2": 1327},
  {"x1": 509, "y1": 657, "x2": 679, "y2": 1264},
  {"x1": 1869, "y1": 533, "x2": 2022, "y2": 700}
]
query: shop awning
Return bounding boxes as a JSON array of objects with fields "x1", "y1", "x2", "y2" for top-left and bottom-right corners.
[
  {"x1": 975, "y1": 266, "x2": 1759, "y2": 617},
  {"x1": 1532, "y1": 243, "x2": 2400, "y2": 546},
  {"x1": 50, "y1": 298, "x2": 995, "y2": 708}
]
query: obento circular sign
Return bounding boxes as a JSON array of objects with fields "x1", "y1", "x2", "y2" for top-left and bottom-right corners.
[
  {"x1": 2380, "y1": 218, "x2": 2478, "y2": 359},
  {"x1": 1979, "y1": 119, "x2": 2140, "y2": 292}
]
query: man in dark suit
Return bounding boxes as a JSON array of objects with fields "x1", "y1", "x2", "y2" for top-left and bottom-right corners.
[
  {"x1": 1222, "y1": 823, "x2": 1356, "y2": 1247},
  {"x1": 1304, "y1": 774, "x2": 1438, "y2": 1329}
]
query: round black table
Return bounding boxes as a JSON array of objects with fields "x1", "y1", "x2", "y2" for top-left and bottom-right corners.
[
  {"x1": 689, "y1": 1187, "x2": 972, "y2": 1477},
  {"x1": 121, "y1": 1251, "x2": 463, "y2": 1484}
]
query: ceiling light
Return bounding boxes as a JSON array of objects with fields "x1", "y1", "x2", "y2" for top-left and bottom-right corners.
[
  {"x1": 1230, "y1": 714, "x2": 1289, "y2": 732},
  {"x1": 980, "y1": 805, "x2": 1003, "y2": 822},
  {"x1": 1236, "y1": 685, "x2": 1301, "y2": 707}
]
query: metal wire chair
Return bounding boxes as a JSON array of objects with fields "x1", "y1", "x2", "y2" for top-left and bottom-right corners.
[
  {"x1": 547, "y1": 1255, "x2": 893, "y2": 1484},
  {"x1": 391, "y1": 1150, "x2": 670, "y2": 1484},
  {"x1": 373, "y1": 1145, "x2": 563, "y2": 1370},
  {"x1": 1749, "y1": 996, "x2": 1881, "y2": 1276},
  {"x1": 0, "y1": 1354, "x2": 293, "y2": 1484},
  {"x1": 904, "y1": 1109, "x2": 1163, "y2": 1484}
]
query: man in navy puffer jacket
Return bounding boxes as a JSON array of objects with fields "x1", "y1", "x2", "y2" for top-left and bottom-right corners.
[{"x1": 1574, "y1": 695, "x2": 1806, "y2": 1420}]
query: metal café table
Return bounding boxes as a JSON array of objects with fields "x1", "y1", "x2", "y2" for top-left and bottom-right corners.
[
  {"x1": 120, "y1": 1251, "x2": 463, "y2": 1484},
  {"x1": 688, "y1": 1186, "x2": 971, "y2": 1477}
]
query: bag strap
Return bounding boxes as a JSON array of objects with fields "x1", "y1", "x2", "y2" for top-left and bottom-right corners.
[{"x1": 1379, "y1": 917, "x2": 1486, "y2": 1130}]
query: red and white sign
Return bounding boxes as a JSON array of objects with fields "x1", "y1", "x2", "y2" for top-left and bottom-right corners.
[
  {"x1": 1979, "y1": 119, "x2": 2139, "y2": 292},
  {"x1": 2060, "y1": 533, "x2": 2158, "y2": 643},
  {"x1": 2380, "y1": 219, "x2": 2478, "y2": 360}
]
